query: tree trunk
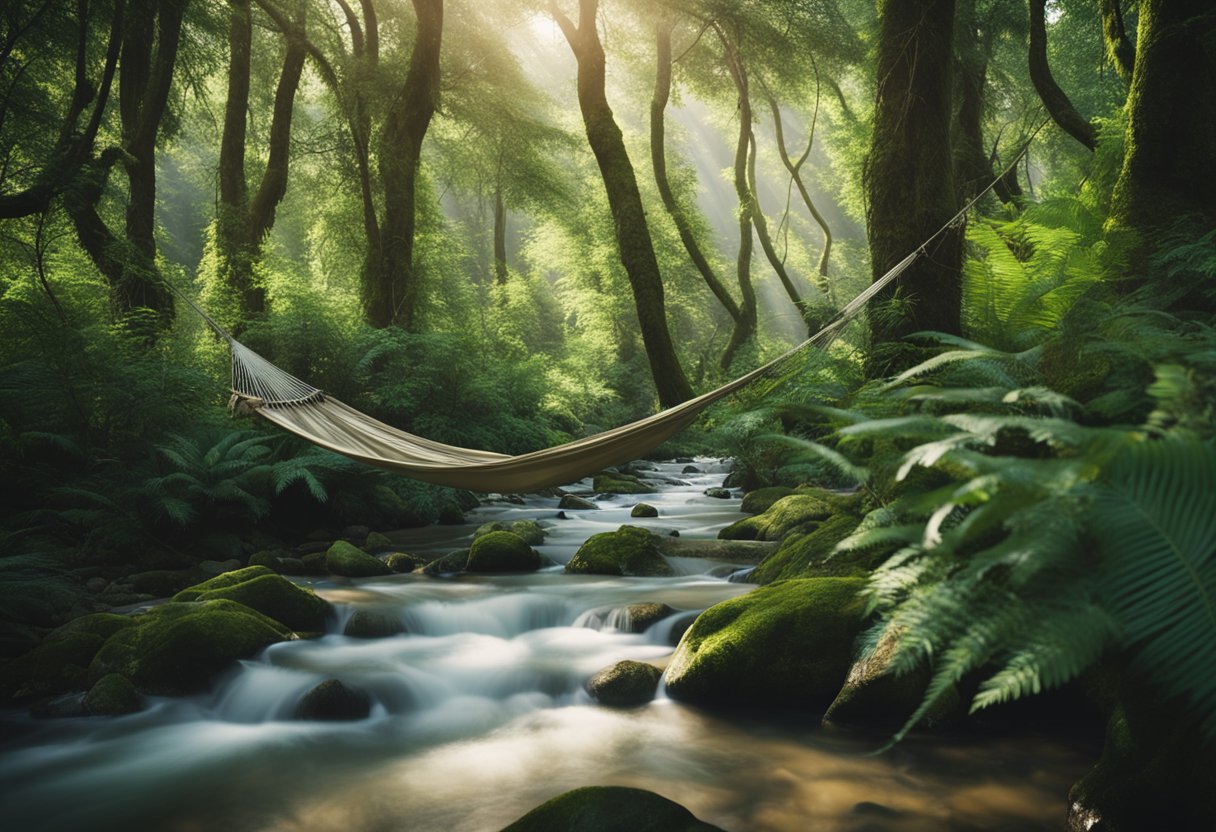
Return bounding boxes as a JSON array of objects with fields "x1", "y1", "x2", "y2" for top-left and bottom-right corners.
[
  {"x1": 1099, "y1": 0, "x2": 1135, "y2": 84},
  {"x1": 493, "y1": 180, "x2": 508, "y2": 284},
  {"x1": 1110, "y1": 0, "x2": 1216, "y2": 237},
  {"x1": 748, "y1": 130, "x2": 812, "y2": 334},
  {"x1": 366, "y1": 0, "x2": 443, "y2": 330},
  {"x1": 1028, "y1": 0, "x2": 1097, "y2": 151},
  {"x1": 552, "y1": 0, "x2": 693, "y2": 407},
  {"x1": 649, "y1": 18, "x2": 742, "y2": 328},
  {"x1": 867, "y1": 0, "x2": 963, "y2": 376}
]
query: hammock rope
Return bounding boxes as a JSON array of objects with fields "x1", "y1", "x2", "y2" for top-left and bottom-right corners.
[{"x1": 169, "y1": 132, "x2": 1038, "y2": 493}]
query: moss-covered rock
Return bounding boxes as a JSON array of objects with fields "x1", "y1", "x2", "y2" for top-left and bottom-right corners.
[
  {"x1": 740, "y1": 486, "x2": 796, "y2": 515},
  {"x1": 364, "y1": 532, "x2": 393, "y2": 551},
  {"x1": 630, "y1": 503, "x2": 659, "y2": 518},
  {"x1": 508, "y1": 520, "x2": 547, "y2": 546},
  {"x1": 423, "y1": 549, "x2": 469, "y2": 575},
  {"x1": 0, "y1": 613, "x2": 139, "y2": 700},
  {"x1": 384, "y1": 552, "x2": 428, "y2": 573},
  {"x1": 343, "y1": 609, "x2": 406, "y2": 639},
  {"x1": 247, "y1": 550, "x2": 285, "y2": 573},
  {"x1": 501, "y1": 786, "x2": 723, "y2": 832},
  {"x1": 717, "y1": 493, "x2": 837, "y2": 541},
  {"x1": 174, "y1": 569, "x2": 331, "y2": 631},
  {"x1": 703, "y1": 487, "x2": 731, "y2": 499},
  {"x1": 295, "y1": 678, "x2": 370, "y2": 721},
  {"x1": 622, "y1": 603, "x2": 674, "y2": 632},
  {"x1": 566, "y1": 526, "x2": 674, "y2": 578},
  {"x1": 751, "y1": 514, "x2": 868, "y2": 584},
  {"x1": 89, "y1": 600, "x2": 292, "y2": 695},
  {"x1": 84, "y1": 673, "x2": 142, "y2": 716},
  {"x1": 437, "y1": 501, "x2": 467, "y2": 525},
  {"x1": 325, "y1": 541, "x2": 392, "y2": 578},
  {"x1": 585, "y1": 660, "x2": 662, "y2": 706},
  {"x1": 593, "y1": 472, "x2": 652, "y2": 495},
  {"x1": 466, "y1": 531, "x2": 541, "y2": 573},
  {"x1": 663, "y1": 578, "x2": 868, "y2": 707},
  {"x1": 558, "y1": 494, "x2": 597, "y2": 510}
]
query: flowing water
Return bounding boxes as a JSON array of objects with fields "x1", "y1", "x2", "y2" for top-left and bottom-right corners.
[{"x1": 0, "y1": 461, "x2": 1094, "y2": 831}]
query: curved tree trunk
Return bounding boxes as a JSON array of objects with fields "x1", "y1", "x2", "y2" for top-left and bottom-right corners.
[
  {"x1": 747, "y1": 130, "x2": 812, "y2": 334},
  {"x1": 1028, "y1": 0, "x2": 1097, "y2": 151},
  {"x1": 867, "y1": 0, "x2": 963, "y2": 376},
  {"x1": 552, "y1": 0, "x2": 693, "y2": 407}
]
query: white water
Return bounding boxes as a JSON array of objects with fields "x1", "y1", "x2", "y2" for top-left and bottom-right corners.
[{"x1": 0, "y1": 460, "x2": 1092, "y2": 831}]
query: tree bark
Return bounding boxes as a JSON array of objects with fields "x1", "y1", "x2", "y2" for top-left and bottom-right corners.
[
  {"x1": 649, "y1": 18, "x2": 742, "y2": 330},
  {"x1": 748, "y1": 129, "x2": 812, "y2": 334},
  {"x1": 867, "y1": 0, "x2": 963, "y2": 376},
  {"x1": 365, "y1": 0, "x2": 443, "y2": 330},
  {"x1": 1028, "y1": 0, "x2": 1097, "y2": 151},
  {"x1": 1110, "y1": 0, "x2": 1216, "y2": 235},
  {"x1": 493, "y1": 179, "x2": 507, "y2": 284},
  {"x1": 1099, "y1": 0, "x2": 1135, "y2": 84}
]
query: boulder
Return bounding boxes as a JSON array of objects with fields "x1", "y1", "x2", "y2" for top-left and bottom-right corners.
[
  {"x1": 84, "y1": 673, "x2": 142, "y2": 716},
  {"x1": 325, "y1": 541, "x2": 392, "y2": 578},
  {"x1": 703, "y1": 488, "x2": 731, "y2": 499},
  {"x1": 89, "y1": 599, "x2": 292, "y2": 695},
  {"x1": 630, "y1": 503, "x2": 659, "y2": 518},
  {"x1": 622, "y1": 603, "x2": 674, "y2": 632},
  {"x1": 717, "y1": 493, "x2": 837, "y2": 541},
  {"x1": 364, "y1": 532, "x2": 393, "y2": 551},
  {"x1": 437, "y1": 502, "x2": 466, "y2": 525},
  {"x1": 663, "y1": 578, "x2": 867, "y2": 707},
  {"x1": 474, "y1": 520, "x2": 547, "y2": 547},
  {"x1": 501, "y1": 786, "x2": 723, "y2": 832},
  {"x1": 682, "y1": 465, "x2": 701, "y2": 474},
  {"x1": 422, "y1": 549, "x2": 469, "y2": 575},
  {"x1": 751, "y1": 514, "x2": 868, "y2": 585},
  {"x1": 343, "y1": 610, "x2": 406, "y2": 639},
  {"x1": 558, "y1": 494, "x2": 597, "y2": 511},
  {"x1": 466, "y1": 532, "x2": 541, "y2": 573},
  {"x1": 585, "y1": 660, "x2": 662, "y2": 706},
  {"x1": 566, "y1": 526, "x2": 674, "y2": 578},
  {"x1": 740, "y1": 486, "x2": 796, "y2": 515},
  {"x1": 296, "y1": 678, "x2": 371, "y2": 721},
  {"x1": 247, "y1": 550, "x2": 285, "y2": 573},
  {"x1": 384, "y1": 552, "x2": 428, "y2": 573},
  {"x1": 174, "y1": 567, "x2": 332, "y2": 631},
  {"x1": 592, "y1": 472, "x2": 651, "y2": 495},
  {"x1": 0, "y1": 613, "x2": 138, "y2": 700}
]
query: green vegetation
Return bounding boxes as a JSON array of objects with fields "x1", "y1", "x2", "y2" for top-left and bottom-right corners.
[{"x1": 566, "y1": 526, "x2": 675, "y2": 577}]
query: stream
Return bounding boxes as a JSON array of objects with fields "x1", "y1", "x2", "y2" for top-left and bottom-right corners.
[{"x1": 0, "y1": 460, "x2": 1094, "y2": 831}]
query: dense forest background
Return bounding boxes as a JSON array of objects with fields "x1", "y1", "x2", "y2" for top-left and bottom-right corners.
[{"x1": 1, "y1": 0, "x2": 1214, "y2": 827}]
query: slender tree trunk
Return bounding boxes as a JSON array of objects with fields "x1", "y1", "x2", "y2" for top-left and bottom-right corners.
[
  {"x1": 955, "y1": 4, "x2": 1005, "y2": 203},
  {"x1": 493, "y1": 180, "x2": 508, "y2": 284},
  {"x1": 1111, "y1": 0, "x2": 1216, "y2": 237},
  {"x1": 552, "y1": 0, "x2": 693, "y2": 407},
  {"x1": 747, "y1": 130, "x2": 811, "y2": 334},
  {"x1": 649, "y1": 17, "x2": 742, "y2": 329},
  {"x1": 1099, "y1": 0, "x2": 1135, "y2": 84},
  {"x1": 867, "y1": 0, "x2": 963, "y2": 376},
  {"x1": 366, "y1": 0, "x2": 442, "y2": 330},
  {"x1": 1028, "y1": 0, "x2": 1097, "y2": 151}
]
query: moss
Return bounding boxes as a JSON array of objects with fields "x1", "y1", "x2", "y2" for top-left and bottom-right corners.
[
  {"x1": 663, "y1": 578, "x2": 868, "y2": 708},
  {"x1": 752, "y1": 514, "x2": 872, "y2": 584},
  {"x1": 593, "y1": 472, "x2": 651, "y2": 495},
  {"x1": 585, "y1": 660, "x2": 661, "y2": 707},
  {"x1": 437, "y1": 502, "x2": 466, "y2": 525},
  {"x1": 247, "y1": 550, "x2": 284, "y2": 572},
  {"x1": 740, "y1": 486, "x2": 795, "y2": 515},
  {"x1": 364, "y1": 532, "x2": 393, "y2": 550},
  {"x1": 508, "y1": 520, "x2": 547, "y2": 546},
  {"x1": 501, "y1": 786, "x2": 723, "y2": 832},
  {"x1": 84, "y1": 673, "x2": 142, "y2": 716},
  {"x1": 384, "y1": 552, "x2": 427, "y2": 573},
  {"x1": 89, "y1": 599, "x2": 292, "y2": 695},
  {"x1": 630, "y1": 503, "x2": 658, "y2": 518},
  {"x1": 1, "y1": 632, "x2": 101, "y2": 699},
  {"x1": 423, "y1": 549, "x2": 469, "y2": 575},
  {"x1": 566, "y1": 526, "x2": 674, "y2": 577},
  {"x1": 174, "y1": 566, "x2": 275, "y2": 600},
  {"x1": 176, "y1": 573, "x2": 332, "y2": 631},
  {"x1": 48, "y1": 613, "x2": 139, "y2": 642},
  {"x1": 466, "y1": 531, "x2": 541, "y2": 573},
  {"x1": 558, "y1": 494, "x2": 598, "y2": 510},
  {"x1": 718, "y1": 494, "x2": 836, "y2": 541},
  {"x1": 325, "y1": 541, "x2": 392, "y2": 578}
]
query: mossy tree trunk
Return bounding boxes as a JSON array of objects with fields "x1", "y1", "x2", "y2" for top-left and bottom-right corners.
[
  {"x1": 866, "y1": 0, "x2": 963, "y2": 376},
  {"x1": 1110, "y1": 0, "x2": 1216, "y2": 236},
  {"x1": 493, "y1": 178, "x2": 508, "y2": 285},
  {"x1": 1099, "y1": 0, "x2": 1136, "y2": 84},
  {"x1": 552, "y1": 0, "x2": 694, "y2": 407},
  {"x1": 1028, "y1": 0, "x2": 1097, "y2": 151}
]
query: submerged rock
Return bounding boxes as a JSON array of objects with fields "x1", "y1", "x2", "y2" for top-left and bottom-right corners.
[
  {"x1": 84, "y1": 673, "x2": 142, "y2": 716},
  {"x1": 384, "y1": 552, "x2": 428, "y2": 573},
  {"x1": 296, "y1": 679, "x2": 371, "y2": 721},
  {"x1": 174, "y1": 566, "x2": 332, "y2": 631},
  {"x1": 325, "y1": 541, "x2": 392, "y2": 578},
  {"x1": 501, "y1": 786, "x2": 723, "y2": 832},
  {"x1": 422, "y1": 549, "x2": 469, "y2": 575},
  {"x1": 663, "y1": 578, "x2": 868, "y2": 708},
  {"x1": 622, "y1": 602, "x2": 674, "y2": 632},
  {"x1": 630, "y1": 503, "x2": 659, "y2": 518},
  {"x1": 343, "y1": 609, "x2": 406, "y2": 639},
  {"x1": 592, "y1": 472, "x2": 652, "y2": 495},
  {"x1": 566, "y1": 526, "x2": 674, "y2": 578},
  {"x1": 585, "y1": 660, "x2": 661, "y2": 706},
  {"x1": 558, "y1": 494, "x2": 598, "y2": 510},
  {"x1": 465, "y1": 531, "x2": 541, "y2": 573},
  {"x1": 703, "y1": 487, "x2": 731, "y2": 499},
  {"x1": 682, "y1": 465, "x2": 701, "y2": 474}
]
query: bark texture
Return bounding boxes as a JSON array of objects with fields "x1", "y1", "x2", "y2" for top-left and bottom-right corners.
[{"x1": 1028, "y1": 0, "x2": 1097, "y2": 151}]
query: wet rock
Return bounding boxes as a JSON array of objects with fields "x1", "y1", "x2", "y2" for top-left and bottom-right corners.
[
  {"x1": 198, "y1": 559, "x2": 242, "y2": 577},
  {"x1": 566, "y1": 526, "x2": 674, "y2": 578},
  {"x1": 422, "y1": 549, "x2": 469, "y2": 575},
  {"x1": 0, "y1": 613, "x2": 139, "y2": 701},
  {"x1": 740, "y1": 486, "x2": 796, "y2": 515},
  {"x1": 593, "y1": 472, "x2": 652, "y2": 495},
  {"x1": 506, "y1": 494, "x2": 526, "y2": 505},
  {"x1": 663, "y1": 578, "x2": 867, "y2": 708},
  {"x1": 466, "y1": 532, "x2": 541, "y2": 573},
  {"x1": 174, "y1": 566, "x2": 332, "y2": 631},
  {"x1": 363, "y1": 532, "x2": 393, "y2": 551},
  {"x1": 682, "y1": 465, "x2": 701, "y2": 474},
  {"x1": 717, "y1": 493, "x2": 837, "y2": 541},
  {"x1": 294, "y1": 540, "x2": 331, "y2": 556},
  {"x1": 674, "y1": 457, "x2": 695, "y2": 464},
  {"x1": 501, "y1": 786, "x2": 723, "y2": 832},
  {"x1": 341, "y1": 525, "x2": 371, "y2": 542},
  {"x1": 630, "y1": 503, "x2": 659, "y2": 518},
  {"x1": 703, "y1": 487, "x2": 731, "y2": 499},
  {"x1": 558, "y1": 494, "x2": 597, "y2": 511},
  {"x1": 343, "y1": 610, "x2": 406, "y2": 639},
  {"x1": 384, "y1": 552, "x2": 428, "y2": 573},
  {"x1": 300, "y1": 551, "x2": 328, "y2": 575},
  {"x1": 278, "y1": 557, "x2": 308, "y2": 576},
  {"x1": 84, "y1": 673, "x2": 142, "y2": 716},
  {"x1": 654, "y1": 537, "x2": 777, "y2": 563},
  {"x1": 325, "y1": 541, "x2": 392, "y2": 578},
  {"x1": 475, "y1": 520, "x2": 547, "y2": 546},
  {"x1": 585, "y1": 660, "x2": 662, "y2": 706},
  {"x1": 556, "y1": 511, "x2": 569, "y2": 519},
  {"x1": 437, "y1": 502, "x2": 466, "y2": 524},
  {"x1": 89, "y1": 600, "x2": 292, "y2": 695},
  {"x1": 247, "y1": 550, "x2": 286, "y2": 573},
  {"x1": 295, "y1": 679, "x2": 371, "y2": 721},
  {"x1": 622, "y1": 603, "x2": 674, "y2": 632}
]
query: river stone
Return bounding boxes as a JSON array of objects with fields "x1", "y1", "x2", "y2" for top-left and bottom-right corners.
[
  {"x1": 86, "y1": 577, "x2": 109, "y2": 594},
  {"x1": 466, "y1": 531, "x2": 541, "y2": 573},
  {"x1": 364, "y1": 532, "x2": 393, "y2": 551},
  {"x1": 89, "y1": 599, "x2": 292, "y2": 695},
  {"x1": 703, "y1": 487, "x2": 731, "y2": 499},
  {"x1": 437, "y1": 501, "x2": 466, "y2": 524},
  {"x1": 0, "y1": 613, "x2": 139, "y2": 701},
  {"x1": 384, "y1": 552, "x2": 428, "y2": 573},
  {"x1": 296, "y1": 679, "x2": 371, "y2": 721},
  {"x1": 343, "y1": 609, "x2": 406, "y2": 639},
  {"x1": 501, "y1": 786, "x2": 723, "y2": 832},
  {"x1": 423, "y1": 549, "x2": 469, "y2": 575},
  {"x1": 558, "y1": 494, "x2": 597, "y2": 510},
  {"x1": 630, "y1": 503, "x2": 659, "y2": 518},
  {"x1": 682, "y1": 465, "x2": 701, "y2": 474},
  {"x1": 199, "y1": 559, "x2": 242, "y2": 576},
  {"x1": 592, "y1": 472, "x2": 651, "y2": 495},
  {"x1": 663, "y1": 578, "x2": 868, "y2": 708},
  {"x1": 740, "y1": 486, "x2": 796, "y2": 515},
  {"x1": 325, "y1": 541, "x2": 392, "y2": 578},
  {"x1": 623, "y1": 603, "x2": 674, "y2": 632},
  {"x1": 84, "y1": 673, "x2": 142, "y2": 716},
  {"x1": 174, "y1": 566, "x2": 332, "y2": 631},
  {"x1": 585, "y1": 660, "x2": 662, "y2": 706},
  {"x1": 717, "y1": 493, "x2": 836, "y2": 541},
  {"x1": 475, "y1": 520, "x2": 547, "y2": 547},
  {"x1": 566, "y1": 526, "x2": 674, "y2": 578},
  {"x1": 247, "y1": 550, "x2": 285, "y2": 573}
]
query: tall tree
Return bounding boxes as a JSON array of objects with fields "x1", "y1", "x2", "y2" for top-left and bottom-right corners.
[
  {"x1": 551, "y1": 0, "x2": 693, "y2": 407},
  {"x1": 1099, "y1": 0, "x2": 1135, "y2": 84},
  {"x1": 867, "y1": 0, "x2": 963, "y2": 375},
  {"x1": 1028, "y1": 0, "x2": 1097, "y2": 151}
]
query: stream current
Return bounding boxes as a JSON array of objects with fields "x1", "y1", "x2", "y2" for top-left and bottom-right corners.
[{"x1": 0, "y1": 460, "x2": 1094, "y2": 831}]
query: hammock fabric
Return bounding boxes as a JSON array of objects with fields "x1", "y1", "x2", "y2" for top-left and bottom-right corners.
[{"x1": 179, "y1": 143, "x2": 1030, "y2": 494}]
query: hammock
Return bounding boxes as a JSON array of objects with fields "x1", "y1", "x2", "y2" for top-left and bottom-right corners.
[{"x1": 179, "y1": 147, "x2": 1029, "y2": 494}]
